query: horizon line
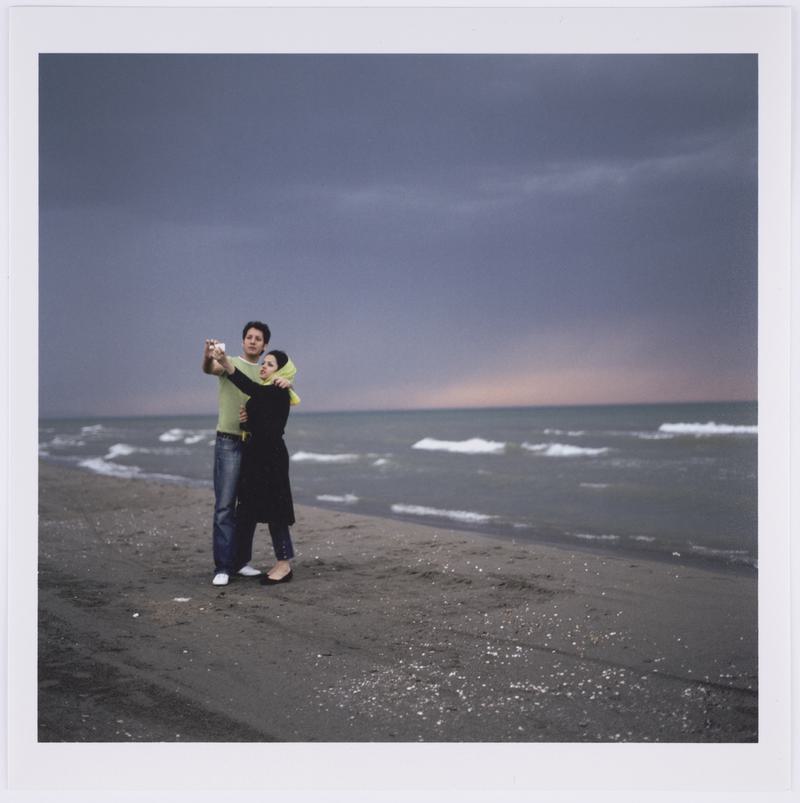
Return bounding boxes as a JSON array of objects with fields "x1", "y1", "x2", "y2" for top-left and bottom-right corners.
[{"x1": 39, "y1": 398, "x2": 759, "y2": 421}]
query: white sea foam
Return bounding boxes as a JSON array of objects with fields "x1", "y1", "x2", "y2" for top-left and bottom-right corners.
[
  {"x1": 580, "y1": 482, "x2": 610, "y2": 489},
  {"x1": 391, "y1": 504, "x2": 495, "y2": 524},
  {"x1": 543, "y1": 428, "x2": 586, "y2": 436},
  {"x1": 79, "y1": 457, "x2": 143, "y2": 479},
  {"x1": 105, "y1": 443, "x2": 138, "y2": 460},
  {"x1": 412, "y1": 437, "x2": 506, "y2": 455},
  {"x1": 104, "y1": 443, "x2": 191, "y2": 461},
  {"x1": 78, "y1": 457, "x2": 186, "y2": 484},
  {"x1": 372, "y1": 458, "x2": 390, "y2": 467},
  {"x1": 316, "y1": 494, "x2": 359, "y2": 504},
  {"x1": 658, "y1": 422, "x2": 757, "y2": 436},
  {"x1": 572, "y1": 533, "x2": 620, "y2": 542},
  {"x1": 631, "y1": 535, "x2": 656, "y2": 543},
  {"x1": 633, "y1": 432, "x2": 676, "y2": 440},
  {"x1": 291, "y1": 451, "x2": 359, "y2": 463},
  {"x1": 522, "y1": 442, "x2": 610, "y2": 457},
  {"x1": 159, "y1": 428, "x2": 214, "y2": 444},
  {"x1": 81, "y1": 424, "x2": 105, "y2": 434},
  {"x1": 47, "y1": 434, "x2": 86, "y2": 448},
  {"x1": 689, "y1": 544, "x2": 753, "y2": 565},
  {"x1": 159, "y1": 429, "x2": 185, "y2": 442}
]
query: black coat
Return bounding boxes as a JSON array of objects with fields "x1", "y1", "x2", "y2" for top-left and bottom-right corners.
[{"x1": 227, "y1": 368, "x2": 295, "y2": 525}]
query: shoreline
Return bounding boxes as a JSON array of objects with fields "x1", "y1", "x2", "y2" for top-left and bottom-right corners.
[
  {"x1": 39, "y1": 458, "x2": 757, "y2": 577},
  {"x1": 38, "y1": 460, "x2": 758, "y2": 742}
]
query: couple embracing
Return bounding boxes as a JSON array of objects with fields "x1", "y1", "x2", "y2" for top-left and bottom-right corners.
[{"x1": 202, "y1": 321, "x2": 299, "y2": 588}]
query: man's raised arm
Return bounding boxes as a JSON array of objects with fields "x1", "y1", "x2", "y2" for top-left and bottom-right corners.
[{"x1": 202, "y1": 339, "x2": 225, "y2": 376}]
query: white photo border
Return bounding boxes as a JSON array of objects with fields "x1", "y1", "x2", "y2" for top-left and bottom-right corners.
[{"x1": 7, "y1": 4, "x2": 793, "y2": 795}]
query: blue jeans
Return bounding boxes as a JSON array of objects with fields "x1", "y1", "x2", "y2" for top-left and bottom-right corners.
[{"x1": 212, "y1": 435, "x2": 256, "y2": 573}]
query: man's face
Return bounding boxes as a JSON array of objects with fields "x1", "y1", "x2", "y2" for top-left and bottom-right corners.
[{"x1": 242, "y1": 327, "x2": 266, "y2": 359}]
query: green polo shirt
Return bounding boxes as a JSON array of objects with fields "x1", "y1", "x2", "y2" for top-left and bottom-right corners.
[{"x1": 216, "y1": 356, "x2": 262, "y2": 435}]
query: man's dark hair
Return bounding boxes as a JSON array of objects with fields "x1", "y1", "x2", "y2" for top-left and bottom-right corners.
[{"x1": 242, "y1": 321, "x2": 271, "y2": 344}]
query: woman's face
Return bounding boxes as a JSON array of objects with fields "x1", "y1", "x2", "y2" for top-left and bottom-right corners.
[{"x1": 260, "y1": 353, "x2": 279, "y2": 380}]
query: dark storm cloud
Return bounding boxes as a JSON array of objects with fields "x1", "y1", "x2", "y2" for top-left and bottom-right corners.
[
  {"x1": 40, "y1": 55, "x2": 755, "y2": 216},
  {"x1": 38, "y1": 54, "x2": 757, "y2": 415}
]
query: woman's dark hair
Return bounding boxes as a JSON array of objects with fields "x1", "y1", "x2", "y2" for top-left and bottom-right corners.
[
  {"x1": 242, "y1": 320, "x2": 271, "y2": 344},
  {"x1": 267, "y1": 349, "x2": 289, "y2": 370}
]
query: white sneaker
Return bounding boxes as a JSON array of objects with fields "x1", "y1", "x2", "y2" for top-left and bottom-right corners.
[
  {"x1": 237, "y1": 564, "x2": 262, "y2": 577},
  {"x1": 212, "y1": 572, "x2": 229, "y2": 586}
]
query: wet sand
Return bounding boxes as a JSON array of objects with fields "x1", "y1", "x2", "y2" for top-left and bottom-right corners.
[{"x1": 38, "y1": 461, "x2": 757, "y2": 742}]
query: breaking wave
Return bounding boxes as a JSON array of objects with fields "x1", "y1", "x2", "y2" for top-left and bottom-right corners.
[
  {"x1": 105, "y1": 443, "x2": 138, "y2": 460},
  {"x1": 158, "y1": 428, "x2": 214, "y2": 444},
  {"x1": 522, "y1": 442, "x2": 611, "y2": 457},
  {"x1": 572, "y1": 532, "x2": 620, "y2": 542},
  {"x1": 412, "y1": 437, "x2": 506, "y2": 455},
  {"x1": 77, "y1": 457, "x2": 185, "y2": 483},
  {"x1": 44, "y1": 434, "x2": 86, "y2": 448},
  {"x1": 316, "y1": 494, "x2": 359, "y2": 504},
  {"x1": 391, "y1": 504, "x2": 495, "y2": 524},
  {"x1": 104, "y1": 442, "x2": 191, "y2": 460},
  {"x1": 689, "y1": 543, "x2": 755, "y2": 566},
  {"x1": 291, "y1": 451, "x2": 359, "y2": 463},
  {"x1": 658, "y1": 422, "x2": 757, "y2": 436},
  {"x1": 79, "y1": 457, "x2": 141, "y2": 478}
]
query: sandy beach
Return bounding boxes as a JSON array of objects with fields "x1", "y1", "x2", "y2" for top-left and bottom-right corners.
[{"x1": 38, "y1": 461, "x2": 757, "y2": 743}]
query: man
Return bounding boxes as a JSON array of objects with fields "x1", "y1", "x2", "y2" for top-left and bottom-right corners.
[{"x1": 202, "y1": 321, "x2": 290, "y2": 586}]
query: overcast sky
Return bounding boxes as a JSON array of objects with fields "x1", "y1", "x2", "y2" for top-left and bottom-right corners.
[{"x1": 39, "y1": 54, "x2": 757, "y2": 416}]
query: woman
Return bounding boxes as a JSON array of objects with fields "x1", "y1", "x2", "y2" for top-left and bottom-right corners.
[{"x1": 211, "y1": 344, "x2": 297, "y2": 584}]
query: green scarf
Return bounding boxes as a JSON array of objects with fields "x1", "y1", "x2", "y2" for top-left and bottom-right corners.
[{"x1": 263, "y1": 357, "x2": 301, "y2": 406}]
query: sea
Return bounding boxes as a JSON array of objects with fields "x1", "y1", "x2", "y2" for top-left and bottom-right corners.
[{"x1": 39, "y1": 401, "x2": 758, "y2": 573}]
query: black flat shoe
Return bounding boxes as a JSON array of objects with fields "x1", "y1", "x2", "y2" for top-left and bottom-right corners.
[{"x1": 260, "y1": 570, "x2": 293, "y2": 586}]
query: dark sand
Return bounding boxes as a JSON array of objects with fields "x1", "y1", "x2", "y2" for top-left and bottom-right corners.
[{"x1": 38, "y1": 461, "x2": 757, "y2": 742}]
